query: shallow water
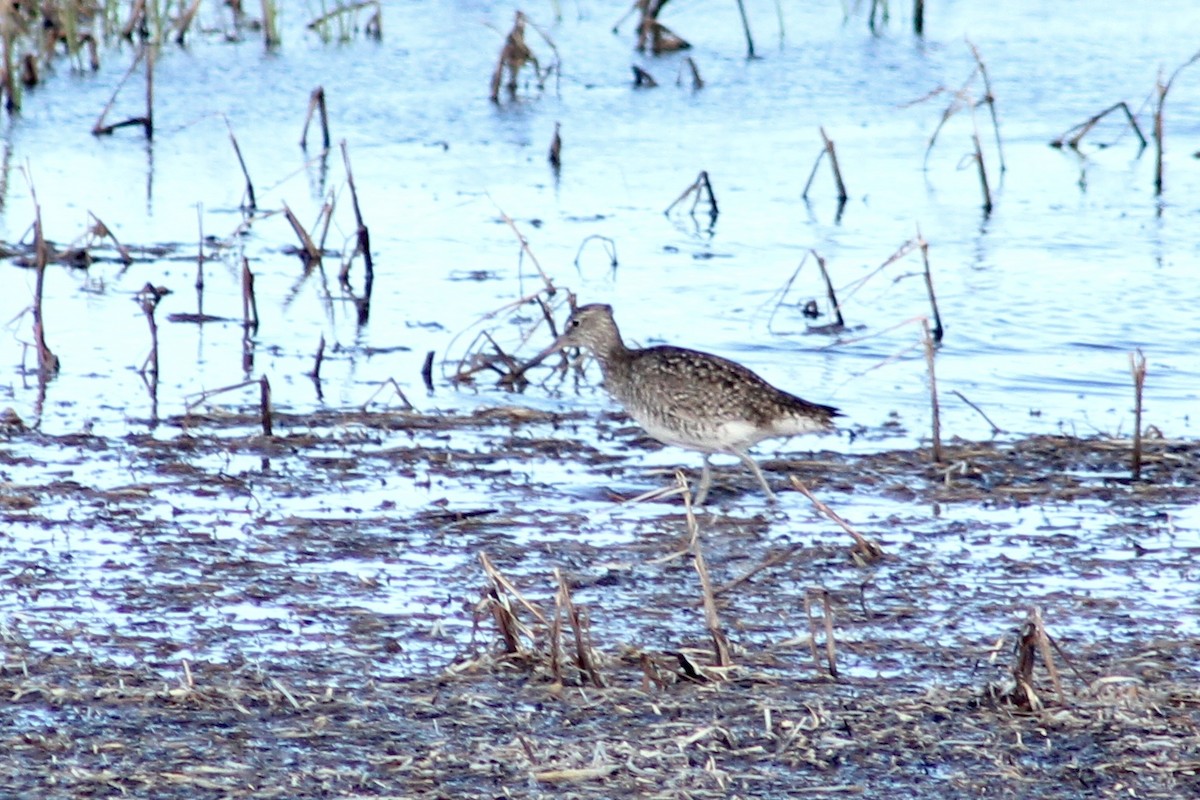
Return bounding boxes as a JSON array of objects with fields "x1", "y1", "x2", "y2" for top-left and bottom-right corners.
[{"x1": 2, "y1": 1, "x2": 1199, "y2": 681}]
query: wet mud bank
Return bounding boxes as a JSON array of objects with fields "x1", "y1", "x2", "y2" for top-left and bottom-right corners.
[{"x1": 2, "y1": 410, "x2": 1197, "y2": 797}]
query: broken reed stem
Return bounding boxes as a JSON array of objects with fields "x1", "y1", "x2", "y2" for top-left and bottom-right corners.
[
  {"x1": 136, "y1": 283, "x2": 166, "y2": 376},
  {"x1": 812, "y1": 250, "x2": 845, "y2": 328},
  {"x1": 972, "y1": 131, "x2": 993, "y2": 214},
  {"x1": 92, "y1": 45, "x2": 151, "y2": 136},
  {"x1": 802, "y1": 128, "x2": 848, "y2": 204},
  {"x1": 734, "y1": 0, "x2": 756, "y2": 58},
  {"x1": 144, "y1": 41, "x2": 154, "y2": 139},
  {"x1": 679, "y1": 57, "x2": 704, "y2": 89},
  {"x1": 30, "y1": 189, "x2": 59, "y2": 378},
  {"x1": 496, "y1": 206, "x2": 555, "y2": 295},
  {"x1": 1130, "y1": 349, "x2": 1146, "y2": 481},
  {"x1": 919, "y1": 234, "x2": 943, "y2": 341},
  {"x1": 804, "y1": 589, "x2": 838, "y2": 678},
  {"x1": 261, "y1": 0, "x2": 280, "y2": 47},
  {"x1": 820, "y1": 127, "x2": 848, "y2": 202},
  {"x1": 283, "y1": 202, "x2": 322, "y2": 264},
  {"x1": 340, "y1": 140, "x2": 374, "y2": 282},
  {"x1": 631, "y1": 65, "x2": 657, "y2": 87},
  {"x1": 681, "y1": 472, "x2": 731, "y2": 668},
  {"x1": 950, "y1": 390, "x2": 1004, "y2": 436},
  {"x1": 1051, "y1": 101, "x2": 1147, "y2": 150},
  {"x1": 967, "y1": 41, "x2": 1004, "y2": 173},
  {"x1": 555, "y1": 568, "x2": 604, "y2": 688},
  {"x1": 922, "y1": 317, "x2": 943, "y2": 463},
  {"x1": 1010, "y1": 607, "x2": 1063, "y2": 710},
  {"x1": 241, "y1": 258, "x2": 259, "y2": 330},
  {"x1": 789, "y1": 477, "x2": 883, "y2": 560},
  {"x1": 664, "y1": 171, "x2": 718, "y2": 217},
  {"x1": 479, "y1": 552, "x2": 550, "y2": 627},
  {"x1": 227, "y1": 120, "x2": 257, "y2": 210},
  {"x1": 914, "y1": 0, "x2": 924, "y2": 35},
  {"x1": 259, "y1": 375, "x2": 272, "y2": 435},
  {"x1": 301, "y1": 86, "x2": 331, "y2": 151},
  {"x1": 1150, "y1": 51, "x2": 1199, "y2": 195}
]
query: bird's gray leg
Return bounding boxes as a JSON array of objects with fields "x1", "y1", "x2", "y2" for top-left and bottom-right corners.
[
  {"x1": 734, "y1": 449, "x2": 778, "y2": 503},
  {"x1": 693, "y1": 455, "x2": 714, "y2": 506}
]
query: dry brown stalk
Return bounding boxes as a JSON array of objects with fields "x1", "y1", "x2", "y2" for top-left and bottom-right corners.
[
  {"x1": 678, "y1": 56, "x2": 704, "y2": 90},
  {"x1": 914, "y1": 0, "x2": 925, "y2": 34},
  {"x1": 1130, "y1": 349, "x2": 1147, "y2": 481},
  {"x1": 307, "y1": 1, "x2": 380, "y2": 34},
  {"x1": 804, "y1": 589, "x2": 838, "y2": 678},
  {"x1": 29, "y1": 183, "x2": 59, "y2": 378},
  {"x1": 241, "y1": 258, "x2": 258, "y2": 331},
  {"x1": 918, "y1": 233, "x2": 943, "y2": 341},
  {"x1": 1051, "y1": 101, "x2": 1147, "y2": 150},
  {"x1": 631, "y1": 65, "x2": 658, "y2": 87},
  {"x1": 635, "y1": 1, "x2": 689, "y2": 54},
  {"x1": 681, "y1": 473, "x2": 731, "y2": 669},
  {"x1": 340, "y1": 140, "x2": 373, "y2": 282},
  {"x1": 664, "y1": 170, "x2": 718, "y2": 217},
  {"x1": 555, "y1": 568, "x2": 604, "y2": 687},
  {"x1": 490, "y1": 11, "x2": 539, "y2": 102},
  {"x1": 950, "y1": 390, "x2": 1004, "y2": 436},
  {"x1": 259, "y1": 375, "x2": 273, "y2": 436},
  {"x1": 226, "y1": 120, "x2": 256, "y2": 210},
  {"x1": 136, "y1": 282, "x2": 169, "y2": 376},
  {"x1": 479, "y1": 552, "x2": 550, "y2": 627},
  {"x1": 282, "y1": 202, "x2": 321, "y2": 265},
  {"x1": 813, "y1": 251, "x2": 845, "y2": 331},
  {"x1": 1006, "y1": 607, "x2": 1063, "y2": 710},
  {"x1": 92, "y1": 44, "x2": 153, "y2": 138},
  {"x1": 176, "y1": 0, "x2": 203, "y2": 45},
  {"x1": 802, "y1": 127, "x2": 848, "y2": 204},
  {"x1": 922, "y1": 317, "x2": 943, "y2": 462},
  {"x1": 1153, "y1": 51, "x2": 1200, "y2": 196},
  {"x1": 301, "y1": 86, "x2": 331, "y2": 151},
  {"x1": 496, "y1": 206, "x2": 555, "y2": 296},
  {"x1": 789, "y1": 477, "x2": 883, "y2": 560},
  {"x1": 360, "y1": 377, "x2": 415, "y2": 412},
  {"x1": 967, "y1": 41, "x2": 1005, "y2": 173},
  {"x1": 86, "y1": 212, "x2": 133, "y2": 265},
  {"x1": 972, "y1": 130, "x2": 993, "y2": 214}
]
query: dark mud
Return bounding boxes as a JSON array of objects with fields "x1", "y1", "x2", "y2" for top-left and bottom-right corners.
[{"x1": 2, "y1": 409, "x2": 1198, "y2": 797}]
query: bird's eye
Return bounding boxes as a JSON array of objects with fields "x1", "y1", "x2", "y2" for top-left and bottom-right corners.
[{"x1": 569, "y1": 319, "x2": 580, "y2": 328}]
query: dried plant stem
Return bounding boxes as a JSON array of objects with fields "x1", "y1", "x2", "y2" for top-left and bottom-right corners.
[
  {"x1": 495, "y1": 205, "x2": 555, "y2": 295},
  {"x1": 789, "y1": 477, "x2": 883, "y2": 559},
  {"x1": 479, "y1": 552, "x2": 550, "y2": 627},
  {"x1": 678, "y1": 57, "x2": 704, "y2": 89},
  {"x1": 664, "y1": 170, "x2": 719, "y2": 217},
  {"x1": 919, "y1": 233, "x2": 943, "y2": 341},
  {"x1": 421, "y1": 350, "x2": 435, "y2": 393},
  {"x1": 802, "y1": 127, "x2": 848, "y2": 204},
  {"x1": 241, "y1": 258, "x2": 259, "y2": 331},
  {"x1": 136, "y1": 283, "x2": 167, "y2": 376},
  {"x1": 555, "y1": 568, "x2": 603, "y2": 687},
  {"x1": 283, "y1": 202, "x2": 321, "y2": 265},
  {"x1": 1051, "y1": 101, "x2": 1147, "y2": 150},
  {"x1": 813, "y1": 250, "x2": 845, "y2": 328},
  {"x1": 632, "y1": 65, "x2": 658, "y2": 87},
  {"x1": 734, "y1": 0, "x2": 756, "y2": 58},
  {"x1": 340, "y1": 140, "x2": 374, "y2": 283},
  {"x1": 259, "y1": 375, "x2": 273, "y2": 436},
  {"x1": 30, "y1": 186, "x2": 59, "y2": 378},
  {"x1": 92, "y1": 45, "x2": 153, "y2": 138},
  {"x1": 804, "y1": 589, "x2": 838, "y2": 678},
  {"x1": 914, "y1": 0, "x2": 924, "y2": 34},
  {"x1": 1130, "y1": 349, "x2": 1146, "y2": 481},
  {"x1": 950, "y1": 390, "x2": 1004, "y2": 436},
  {"x1": 1151, "y1": 51, "x2": 1200, "y2": 195},
  {"x1": 922, "y1": 317, "x2": 943, "y2": 463},
  {"x1": 227, "y1": 120, "x2": 257, "y2": 211},
  {"x1": 301, "y1": 86, "x2": 331, "y2": 151},
  {"x1": 967, "y1": 41, "x2": 1004, "y2": 173},
  {"x1": 681, "y1": 473, "x2": 730, "y2": 668},
  {"x1": 1009, "y1": 607, "x2": 1063, "y2": 710},
  {"x1": 972, "y1": 131, "x2": 993, "y2": 214}
]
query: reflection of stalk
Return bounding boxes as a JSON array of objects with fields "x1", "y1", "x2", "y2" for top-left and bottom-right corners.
[{"x1": 2, "y1": 20, "x2": 19, "y2": 112}]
